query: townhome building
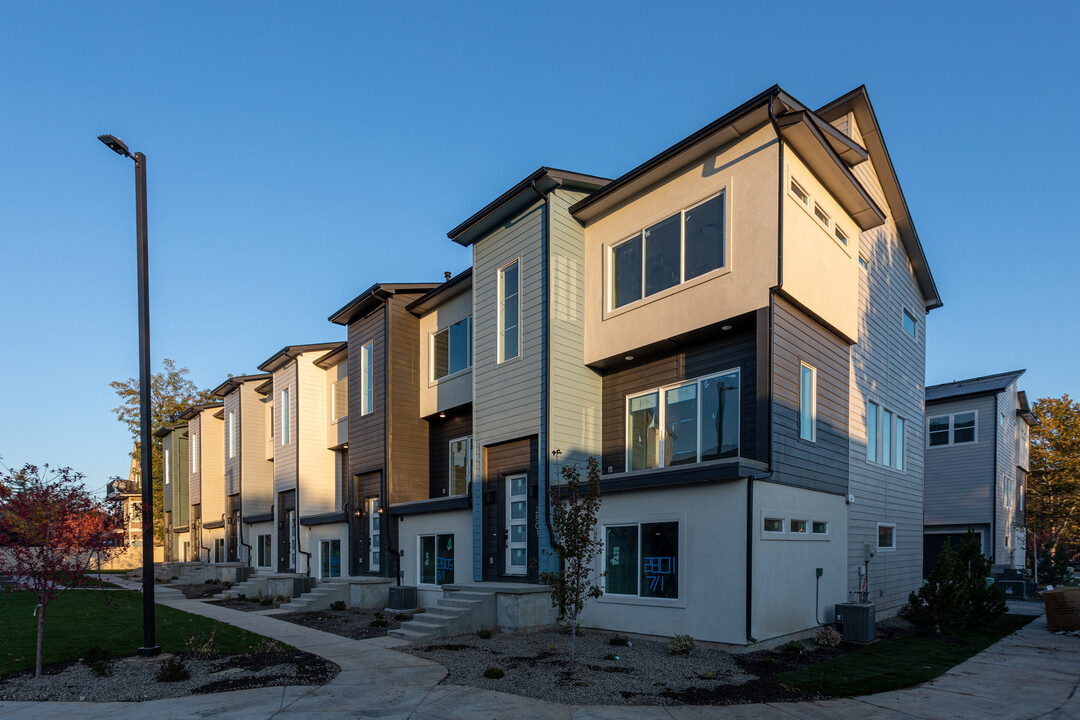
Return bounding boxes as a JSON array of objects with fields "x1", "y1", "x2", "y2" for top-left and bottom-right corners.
[
  {"x1": 106, "y1": 448, "x2": 145, "y2": 550},
  {"x1": 155, "y1": 423, "x2": 189, "y2": 562},
  {"x1": 256, "y1": 343, "x2": 346, "y2": 577},
  {"x1": 923, "y1": 370, "x2": 1037, "y2": 575},
  {"x1": 438, "y1": 85, "x2": 940, "y2": 645},
  {"x1": 181, "y1": 402, "x2": 225, "y2": 563},
  {"x1": 211, "y1": 374, "x2": 274, "y2": 566}
]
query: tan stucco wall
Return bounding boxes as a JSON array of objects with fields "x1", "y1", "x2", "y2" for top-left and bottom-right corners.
[{"x1": 583, "y1": 125, "x2": 779, "y2": 365}]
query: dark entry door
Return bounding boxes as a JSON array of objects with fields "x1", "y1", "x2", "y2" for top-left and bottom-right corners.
[{"x1": 278, "y1": 490, "x2": 296, "y2": 572}]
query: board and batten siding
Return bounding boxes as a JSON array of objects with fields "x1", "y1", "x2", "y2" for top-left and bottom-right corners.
[
  {"x1": 839, "y1": 113, "x2": 927, "y2": 611},
  {"x1": 298, "y1": 352, "x2": 338, "y2": 515},
  {"x1": 241, "y1": 384, "x2": 274, "y2": 517},
  {"x1": 273, "y1": 361, "x2": 299, "y2": 496},
  {"x1": 547, "y1": 188, "x2": 603, "y2": 473},
  {"x1": 923, "y1": 394, "x2": 996, "y2": 528},
  {"x1": 771, "y1": 297, "x2": 850, "y2": 496},
  {"x1": 174, "y1": 430, "x2": 189, "y2": 527}
]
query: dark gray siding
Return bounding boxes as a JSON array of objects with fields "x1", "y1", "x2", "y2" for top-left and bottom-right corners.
[
  {"x1": 923, "y1": 393, "x2": 996, "y2": 527},
  {"x1": 428, "y1": 410, "x2": 472, "y2": 499},
  {"x1": 224, "y1": 390, "x2": 241, "y2": 497},
  {"x1": 771, "y1": 297, "x2": 850, "y2": 496},
  {"x1": 600, "y1": 327, "x2": 759, "y2": 475},
  {"x1": 481, "y1": 436, "x2": 539, "y2": 582},
  {"x1": 272, "y1": 361, "x2": 299, "y2": 495},
  {"x1": 388, "y1": 293, "x2": 429, "y2": 505},
  {"x1": 347, "y1": 306, "x2": 387, "y2": 478}
]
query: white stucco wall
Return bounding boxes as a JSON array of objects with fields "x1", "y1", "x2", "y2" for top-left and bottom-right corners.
[{"x1": 398, "y1": 507, "x2": 473, "y2": 607}]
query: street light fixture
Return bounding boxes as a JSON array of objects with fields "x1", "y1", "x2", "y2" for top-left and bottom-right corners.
[{"x1": 98, "y1": 133, "x2": 160, "y2": 657}]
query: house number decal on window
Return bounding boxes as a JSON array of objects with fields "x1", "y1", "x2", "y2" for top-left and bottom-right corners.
[{"x1": 644, "y1": 556, "x2": 674, "y2": 592}]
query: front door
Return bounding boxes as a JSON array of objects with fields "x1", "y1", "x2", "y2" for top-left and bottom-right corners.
[
  {"x1": 505, "y1": 474, "x2": 528, "y2": 576},
  {"x1": 278, "y1": 490, "x2": 296, "y2": 572},
  {"x1": 367, "y1": 497, "x2": 381, "y2": 574}
]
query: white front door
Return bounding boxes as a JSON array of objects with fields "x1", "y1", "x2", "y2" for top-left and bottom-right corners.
[
  {"x1": 506, "y1": 474, "x2": 527, "y2": 575},
  {"x1": 368, "y1": 497, "x2": 381, "y2": 571}
]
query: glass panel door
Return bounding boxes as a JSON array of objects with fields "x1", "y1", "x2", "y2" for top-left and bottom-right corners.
[
  {"x1": 286, "y1": 509, "x2": 296, "y2": 570},
  {"x1": 505, "y1": 474, "x2": 527, "y2": 575},
  {"x1": 367, "y1": 497, "x2": 381, "y2": 571}
]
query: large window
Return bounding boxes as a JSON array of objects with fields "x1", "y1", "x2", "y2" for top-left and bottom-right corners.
[
  {"x1": 498, "y1": 261, "x2": 519, "y2": 362},
  {"x1": 333, "y1": 378, "x2": 348, "y2": 423},
  {"x1": 433, "y1": 317, "x2": 472, "y2": 381},
  {"x1": 257, "y1": 534, "x2": 271, "y2": 567},
  {"x1": 419, "y1": 534, "x2": 455, "y2": 585},
  {"x1": 320, "y1": 539, "x2": 341, "y2": 578},
  {"x1": 280, "y1": 388, "x2": 291, "y2": 445},
  {"x1": 626, "y1": 370, "x2": 739, "y2": 472},
  {"x1": 800, "y1": 363, "x2": 817, "y2": 442},
  {"x1": 867, "y1": 401, "x2": 906, "y2": 470},
  {"x1": 361, "y1": 342, "x2": 373, "y2": 415},
  {"x1": 610, "y1": 192, "x2": 725, "y2": 310},
  {"x1": 449, "y1": 437, "x2": 470, "y2": 497},
  {"x1": 605, "y1": 521, "x2": 679, "y2": 599},
  {"x1": 928, "y1": 411, "x2": 977, "y2": 447}
]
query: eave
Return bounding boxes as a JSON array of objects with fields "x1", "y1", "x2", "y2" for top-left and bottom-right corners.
[
  {"x1": 212, "y1": 373, "x2": 273, "y2": 398},
  {"x1": 257, "y1": 342, "x2": 344, "y2": 373},
  {"x1": 328, "y1": 283, "x2": 438, "y2": 326}
]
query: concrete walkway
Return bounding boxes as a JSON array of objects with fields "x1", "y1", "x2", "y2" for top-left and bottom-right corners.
[{"x1": 1, "y1": 595, "x2": 1076, "y2": 719}]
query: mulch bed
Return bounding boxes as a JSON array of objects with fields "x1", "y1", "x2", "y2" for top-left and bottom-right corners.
[
  {"x1": 174, "y1": 583, "x2": 233, "y2": 600},
  {"x1": 274, "y1": 607, "x2": 406, "y2": 639}
]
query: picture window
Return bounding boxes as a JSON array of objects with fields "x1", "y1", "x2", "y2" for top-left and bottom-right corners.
[
  {"x1": 928, "y1": 411, "x2": 977, "y2": 447},
  {"x1": 433, "y1": 317, "x2": 472, "y2": 381},
  {"x1": 605, "y1": 521, "x2": 679, "y2": 599}
]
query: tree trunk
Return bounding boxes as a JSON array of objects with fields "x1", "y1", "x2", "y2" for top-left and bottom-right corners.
[{"x1": 35, "y1": 605, "x2": 44, "y2": 679}]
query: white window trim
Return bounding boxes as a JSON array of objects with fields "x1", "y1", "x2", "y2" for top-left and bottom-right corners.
[
  {"x1": 800, "y1": 362, "x2": 817, "y2": 443},
  {"x1": 812, "y1": 521, "x2": 830, "y2": 536},
  {"x1": 926, "y1": 410, "x2": 979, "y2": 448},
  {"x1": 624, "y1": 367, "x2": 741, "y2": 472},
  {"x1": 497, "y1": 260, "x2": 521, "y2": 364},
  {"x1": 763, "y1": 516, "x2": 785, "y2": 535},
  {"x1": 227, "y1": 410, "x2": 236, "y2": 459},
  {"x1": 790, "y1": 519, "x2": 809, "y2": 534},
  {"x1": 788, "y1": 172, "x2": 851, "y2": 256},
  {"x1": 760, "y1": 511, "x2": 831, "y2": 541},
  {"x1": 191, "y1": 431, "x2": 200, "y2": 473},
  {"x1": 877, "y1": 522, "x2": 897, "y2": 551},
  {"x1": 164, "y1": 448, "x2": 172, "y2": 486},
  {"x1": 361, "y1": 342, "x2": 374, "y2": 416},
  {"x1": 280, "y1": 388, "x2": 291, "y2": 445},
  {"x1": 858, "y1": 253, "x2": 869, "y2": 270},
  {"x1": 332, "y1": 378, "x2": 348, "y2": 424},
  {"x1": 902, "y1": 309, "x2": 918, "y2": 339},
  {"x1": 318, "y1": 537, "x2": 342, "y2": 580},
  {"x1": 416, "y1": 531, "x2": 456, "y2": 586},
  {"x1": 367, "y1": 497, "x2": 380, "y2": 570},
  {"x1": 605, "y1": 189, "x2": 730, "y2": 317},
  {"x1": 597, "y1": 515, "x2": 685, "y2": 608},
  {"x1": 429, "y1": 316, "x2": 473, "y2": 385},
  {"x1": 448, "y1": 436, "x2": 471, "y2": 497}
]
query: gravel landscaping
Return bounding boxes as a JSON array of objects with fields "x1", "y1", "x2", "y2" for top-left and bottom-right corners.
[
  {"x1": 0, "y1": 648, "x2": 338, "y2": 702},
  {"x1": 274, "y1": 607, "x2": 406, "y2": 639},
  {"x1": 174, "y1": 583, "x2": 232, "y2": 600}
]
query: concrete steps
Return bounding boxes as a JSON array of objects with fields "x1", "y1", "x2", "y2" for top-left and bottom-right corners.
[
  {"x1": 211, "y1": 574, "x2": 268, "y2": 601},
  {"x1": 286, "y1": 581, "x2": 349, "y2": 612},
  {"x1": 388, "y1": 589, "x2": 495, "y2": 642}
]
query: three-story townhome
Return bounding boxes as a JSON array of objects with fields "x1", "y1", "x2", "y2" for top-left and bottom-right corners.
[
  {"x1": 181, "y1": 402, "x2": 225, "y2": 563},
  {"x1": 155, "y1": 423, "x2": 189, "y2": 562}
]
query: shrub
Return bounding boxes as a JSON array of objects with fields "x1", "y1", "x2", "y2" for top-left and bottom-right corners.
[
  {"x1": 476, "y1": 629, "x2": 492, "y2": 639},
  {"x1": 814, "y1": 626, "x2": 843, "y2": 647},
  {"x1": 780, "y1": 640, "x2": 805, "y2": 653},
  {"x1": 82, "y1": 646, "x2": 112, "y2": 677},
  {"x1": 370, "y1": 611, "x2": 387, "y2": 628},
  {"x1": 236, "y1": 593, "x2": 247, "y2": 602},
  {"x1": 609, "y1": 634, "x2": 629, "y2": 646},
  {"x1": 482, "y1": 666, "x2": 504, "y2": 679},
  {"x1": 330, "y1": 601, "x2": 347, "y2": 611},
  {"x1": 668, "y1": 634, "x2": 696, "y2": 656},
  {"x1": 155, "y1": 657, "x2": 190, "y2": 682},
  {"x1": 394, "y1": 612, "x2": 409, "y2": 621}
]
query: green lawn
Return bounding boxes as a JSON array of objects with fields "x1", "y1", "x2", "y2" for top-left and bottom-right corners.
[
  {"x1": 779, "y1": 613, "x2": 1036, "y2": 697},
  {"x1": 0, "y1": 590, "x2": 276, "y2": 675}
]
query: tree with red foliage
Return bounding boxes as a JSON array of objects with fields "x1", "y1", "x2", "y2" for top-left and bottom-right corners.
[{"x1": 0, "y1": 464, "x2": 127, "y2": 678}]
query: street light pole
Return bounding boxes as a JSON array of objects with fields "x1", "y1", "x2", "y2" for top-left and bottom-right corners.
[{"x1": 98, "y1": 134, "x2": 160, "y2": 657}]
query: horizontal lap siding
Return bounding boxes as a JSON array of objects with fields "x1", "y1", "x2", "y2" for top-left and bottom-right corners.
[
  {"x1": 388, "y1": 294, "x2": 430, "y2": 505},
  {"x1": 241, "y1": 385, "x2": 274, "y2": 517},
  {"x1": 348, "y1": 308, "x2": 387, "y2": 479},
  {"x1": 199, "y1": 411, "x2": 226, "y2": 523},
  {"x1": 299, "y1": 355, "x2": 336, "y2": 515},
  {"x1": 429, "y1": 412, "x2": 472, "y2": 499},
  {"x1": 273, "y1": 362, "x2": 299, "y2": 495},
  {"x1": 224, "y1": 391, "x2": 241, "y2": 497},
  {"x1": 924, "y1": 394, "x2": 996, "y2": 527},
  {"x1": 601, "y1": 329, "x2": 758, "y2": 474},
  {"x1": 772, "y1": 297, "x2": 850, "y2": 496},
  {"x1": 162, "y1": 432, "x2": 174, "y2": 513},
  {"x1": 188, "y1": 414, "x2": 202, "y2": 507}
]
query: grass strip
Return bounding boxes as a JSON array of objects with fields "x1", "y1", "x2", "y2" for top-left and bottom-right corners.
[
  {"x1": 1, "y1": 590, "x2": 275, "y2": 675},
  {"x1": 779, "y1": 613, "x2": 1036, "y2": 697}
]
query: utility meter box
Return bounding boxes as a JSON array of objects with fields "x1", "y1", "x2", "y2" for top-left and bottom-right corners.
[{"x1": 835, "y1": 602, "x2": 876, "y2": 642}]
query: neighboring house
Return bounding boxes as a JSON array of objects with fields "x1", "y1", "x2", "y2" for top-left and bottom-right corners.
[
  {"x1": 212, "y1": 374, "x2": 274, "y2": 566},
  {"x1": 328, "y1": 283, "x2": 438, "y2": 581},
  {"x1": 154, "y1": 423, "x2": 189, "y2": 562},
  {"x1": 106, "y1": 445, "x2": 144, "y2": 547},
  {"x1": 256, "y1": 343, "x2": 346, "y2": 576},
  {"x1": 439, "y1": 84, "x2": 940, "y2": 645},
  {"x1": 924, "y1": 370, "x2": 1037, "y2": 575},
  {"x1": 181, "y1": 402, "x2": 225, "y2": 563}
]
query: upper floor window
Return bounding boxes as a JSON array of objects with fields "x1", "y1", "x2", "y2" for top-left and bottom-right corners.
[
  {"x1": 449, "y1": 437, "x2": 470, "y2": 497},
  {"x1": 626, "y1": 369, "x2": 739, "y2": 472},
  {"x1": 267, "y1": 402, "x2": 274, "y2": 441},
  {"x1": 928, "y1": 411, "x2": 976, "y2": 447},
  {"x1": 498, "y1": 261, "x2": 520, "y2": 363},
  {"x1": 280, "y1": 388, "x2": 291, "y2": 445},
  {"x1": 164, "y1": 448, "x2": 172, "y2": 486},
  {"x1": 433, "y1": 317, "x2": 472, "y2": 381},
  {"x1": 903, "y1": 310, "x2": 917, "y2": 339},
  {"x1": 332, "y1": 378, "x2": 348, "y2": 423},
  {"x1": 191, "y1": 431, "x2": 199, "y2": 470},
  {"x1": 361, "y1": 342, "x2": 374, "y2": 415},
  {"x1": 610, "y1": 191, "x2": 726, "y2": 310},
  {"x1": 867, "y1": 401, "x2": 906, "y2": 470},
  {"x1": 227, "y1": 410, "x2": 236, "y2": 459},
  {"x1": 800, "y1": 362, "x2": 817, "y2": 442}
]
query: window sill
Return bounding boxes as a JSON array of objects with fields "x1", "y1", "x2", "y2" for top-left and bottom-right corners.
[
  {"x1": 604, "y1": 265, "x2": 732, "y2": 321},
  {"x1": 428, "y1": 367, "x2": 472, "y2": 388},
  {"x1": 597, "y1": 593, "x2": 685, "y2": 610}
]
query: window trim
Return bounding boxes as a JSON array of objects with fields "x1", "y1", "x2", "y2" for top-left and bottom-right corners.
[
  {"x1": 191, "y1": 430, "x2": 199, "y2": 472},
  {"x1": 605, "y1": 189, "x2": 730, "y2": 316},
  {"x1": 360, "y1": 342, "x2": 374, "y2": 416},
  {"x1": 332, "y1": 377, "x2": 349, "y2": 424},
  {"x1": 256, "y1": 533, "x2": 272, "y2": 568},
  {"x1": 789, "y1": 173, "x2": 852, "y2": 256},
  {"x1": 448, "y1": 436, "x2": 471, "y2": 498},
  {"x1": 227, "y1": 410, "x2": 236, "y2": 459},
  {"x1": 599, "y1": 517, "x2": 684, "y2": 607},
  {"x1": 318, "y1": 537, "x2": 342, "y2": 579},
  {"x1": 799, "y1": 362, "x2": 817, "y2": 442},
  {"x1": 877, "y1": 522, "x2": 897, "y2": 551},
  {"x1": 497, "y1": 259, "x2": 521, "y2": 364},
  {"x1": 280, "y1": 387, "x2": 291, "y2": 445},
  {"x1": 926, "y1": 410, "x2": 979, "y2": 448},
  {"x1": 417, "y1": 532, "x2": 456, "y2": 586},
  {"x1": 624, "y1": 367, "x2": 741, "y2": 472},
  {"x1": 902, "y1": 309, "x2": 917, "y2": 339},
  {"x1": 430, "y1": 316, "x2": 473, "y2": 384},
  {"x1": 164, "y1": 448, "x2": 172, "y2": 486},
  {"x1": 763, "y1": 517, "x2": 785, "y2": 534}
]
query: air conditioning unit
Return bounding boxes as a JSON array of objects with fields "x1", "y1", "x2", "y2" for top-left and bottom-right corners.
[
  {"x1": 835, "y1": 602, "x2": 876, "y2": 642},
  {"x1": 389, "y1": 585, "x2": 418, "y2": 610}
]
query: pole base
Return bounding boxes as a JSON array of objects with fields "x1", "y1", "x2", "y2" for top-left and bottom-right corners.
[{"x1": 137, "y1": 646, "x2": 162, "y2": 657}]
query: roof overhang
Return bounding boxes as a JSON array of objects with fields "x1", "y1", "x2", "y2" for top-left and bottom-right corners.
[
  {"x1": 407, "y1": 268, "x2": 473, "y2": 316},
  {"x1": 1017, "y1": 390, "x2": 1040, "y2": 426},
  {"x1": 153, "y1": 422, "x2": 186, "y2": 439},
  {"x1": 254, "y1": 378, "x2": 273, "y2": 396},
  {"x1": 257, "y1": 342, "x2": 345, "y2": 373},
  {"x1": 449, "y1": 167, "x2": 610, "y2": 247},
  {"x1": 212, "y1": 373, "x2": 273, "y2": 398},
  {"x1": 179, "y1": 402, "x2": 224, "y2": 421},
  {"x1": 314, "y1": 342, "x2": 348, "y2": 369},
  {"x1": 328, "y1": 283, "x2": 438, "y2": 326}
]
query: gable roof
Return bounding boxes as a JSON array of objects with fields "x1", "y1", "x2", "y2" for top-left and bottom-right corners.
[
  {"x1": 926, "y1": 369, "x2": 1026, "y2": 403},
  {"x1": 179, "y1": 401, "x2": 224, "y2": 421}
]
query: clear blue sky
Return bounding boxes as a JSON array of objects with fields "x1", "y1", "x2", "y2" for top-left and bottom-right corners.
[{"x1": 1, "y1": 1, "x2": 1077, "y2": 494}]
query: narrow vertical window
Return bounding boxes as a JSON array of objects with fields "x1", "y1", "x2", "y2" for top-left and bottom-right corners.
[
  {"x1": 882, "y1": 410, "x2": 893, "y2": 466},
  {"x1": 611, "y1": 235, "x2": 643, "y2": 309},
  {"x1": 227, "y1": 410, "x2": 236, "y2": 458},
  {"x1": 663, "y1": 383, "x2": 698, "y2": 466},
  {"x1": 800, "y1": 363, "x2": 817, "y2": 442},
  {"x1": 333, "y1": 378, "x2": 349, "y2": 422},
  {"x1": 191, "y1": 431, "x2": 199, "y2": 469},
  {"x1": 683, "y1": 192, "x2": 725, "y2": 280},
  {"x1": 498, "y1": 261, "x2": 520, "y2": 362},
  {"x1": 895, "y1": 417, "x2": 905, "y2": 471},
  {"x1": 628, "y1": 392, "x2": 660, "y2": 471},
  {"x1": 164, "y1": 448, "x2": 172, "y2": 486},
  {"x1": 903, "y1": 310, "x2": 917, "y2": 339},
  {"x1": 281, "y1": 388, "x2": 290, "y2": 445},
  {"x1": 449, "y1": 437, "x2": 470, "y2": 496},
  {"x1": 644, "y1": 214, "x2": 680, "y2": 296},
  {"x1": 361, "y1": 342, "x2": 373, "y2": 415},
  {"x1": 866, "y1": 402, "x2": 878, "y2": 462}
]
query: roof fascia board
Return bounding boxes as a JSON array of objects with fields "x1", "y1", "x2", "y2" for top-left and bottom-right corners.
[
  {"x1": 407, "y1": 267, "x2": 473, "y2": 316},
  {"x1": 314, "y1": 342, "x2": 349, "y2": 369},
  {"x1": 257, "y1": 342, "x2": 343, "y2": 372},
  {"x1": 212, "y1": 373, "x2": 273, "y2": 397},
  {"x1": 328, "y1": 284, "x2": 437, "y2": 325}
]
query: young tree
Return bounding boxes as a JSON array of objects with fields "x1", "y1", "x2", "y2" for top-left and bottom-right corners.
[
  {"x1": 539, "y1": 455, "x2": 604, "y2": 672},
  {"x1": 1028, "y1": 395, "x2": 1080, "y2": 567},
  {"x1": 0, "y1": 464, "x2": 127, "y2": 678},
  {"x1": 111, "y1": 358, "x2": 215, "y2": 543}
]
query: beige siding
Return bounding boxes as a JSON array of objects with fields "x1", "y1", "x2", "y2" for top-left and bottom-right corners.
[
  {"x1": 188, "y1": 414, "x2": 202, "y2": 507},
  {"x1": 198, "y1": 409, "x2": 226, "y2": 524},
  {"x1": 298, "y1": 352, "x2": 338, "y2": 515},
  {"x1": 241, "y1": 384, "x2": 274, "y2": 517},
  {"x1": 325, "y1": 357, "x2": 349, "y2": 449},
  {"x1": 273, "y1": 362, "x2": 299, "y2": 496},
  {"x1": 224, "y1": 391, "x2": 241, "y2": 497},
  {"x1": 418, "y1": 288, "x2": 473, "y2": 417}
]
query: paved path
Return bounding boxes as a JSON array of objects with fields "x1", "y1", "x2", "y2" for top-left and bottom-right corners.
[{"x1": 1, "y1": 595, "x2": 1076, "y2": 719}]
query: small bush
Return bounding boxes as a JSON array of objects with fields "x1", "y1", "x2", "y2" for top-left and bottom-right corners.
[
  {"x1": 668, "y1": 634, "x2": 697, "y2": 656},
  {"x1": 394, "y1": 612, "x2": 409, "y2": 621},
  {"x1": 760, "y1": 657, "x2": 779, "y2": 668},
  {"x1": 370, "y1": 611, "x2": 388, "y2": 628},
  {"x1": 253, "y1": 637, "x2": 285, "y2": 653},
  {"x1": 155, "y1": 657, "x2": 190, "y2": 682},
  {"x1": 815, "y1": 626, "x2": 843, "y2": 647},
  {"x1": 476, "y1": 629, "x2": 492, "y2": 639},
  {"x1": 609, "y1": 634, "x2": 629, "y2": 646},
  {"x1": 236, "y1": 593, "x2": 247, "y2": 602},
  {"x1": 186, "y1": 626, "x2": 219, "y2": 655},
  {"x1": 82, "y1": 646, "x2": 112, "y2": 677},
  {"x1": 482, "y1": 666, "x2": 504, "y2": 679},
  {"x1": 780, "y1": 640, "x2": 805, "y2": 653},
  {"x1": 330, "y1": 600, "x2": 347, "y2": 611}
]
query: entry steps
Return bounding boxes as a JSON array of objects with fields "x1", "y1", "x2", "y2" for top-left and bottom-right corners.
[{"x1": 388, "y1": 588, "x2": 496, "y2": 642}]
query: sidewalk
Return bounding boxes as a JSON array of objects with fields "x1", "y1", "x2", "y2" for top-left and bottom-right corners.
[{"x1": 0, "y1": 595, "x2": 1076, "y2": 719}]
